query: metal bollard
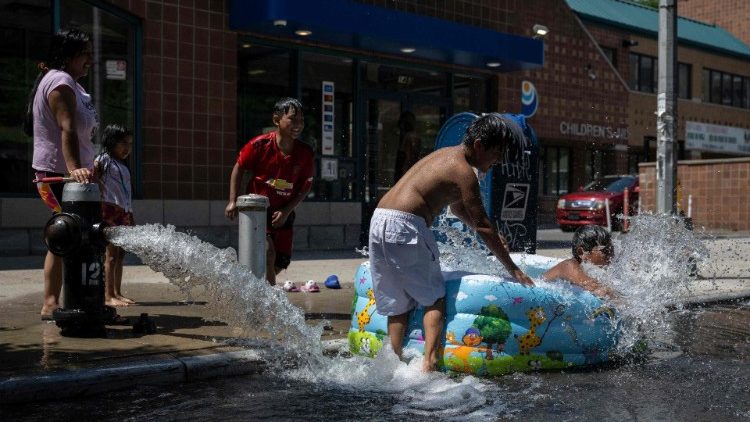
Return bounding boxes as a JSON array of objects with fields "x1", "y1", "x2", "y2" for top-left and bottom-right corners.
[
  {"x1": 236, "y1": 194, "x2": 269, "y2": 280},
  {"x1": 43, "y1": 182, "x2": 111, "y2": 337}
]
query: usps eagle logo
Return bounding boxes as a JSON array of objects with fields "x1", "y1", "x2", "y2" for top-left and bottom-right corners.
[{"x1": 521, "y1": 80, "x2": 538, "y2": 118}]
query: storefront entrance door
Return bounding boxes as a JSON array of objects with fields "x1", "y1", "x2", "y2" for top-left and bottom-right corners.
[{"x1": 361, "y1": 92, "x2": 446, "y2": 241}]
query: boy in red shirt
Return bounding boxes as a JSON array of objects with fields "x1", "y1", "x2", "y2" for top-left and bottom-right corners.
[{"x1": 225, "y1": 98, "x2": 314, "y2": 286}]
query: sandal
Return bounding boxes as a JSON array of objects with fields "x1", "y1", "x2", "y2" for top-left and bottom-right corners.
[
  {"x1": 300, "y1": 280, "x2": 320, "y2": 293},
  {"x1": 282, "y1": 280, "x2": 300, "y2": 292}
]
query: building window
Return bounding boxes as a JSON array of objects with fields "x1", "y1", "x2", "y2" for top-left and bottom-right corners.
[
  {"x1": 629, "y1": 53, "x2": 656, "y2": 93},
  {"x1": 627, "y1": 152, "x2": 643, "y2": 175},
  {"x1": 238, "y1": 45, "x2": 292, "y2": 143},
  {"x1": 300, "y1": 52, "x2": 356, "y2": 201},
  {"x1": 453, "y1": 74, "x2": 487, "y2": 113},
  {"x1": 629, "y1": 53, "x2": 691, "y2": 98},
  {"x1": 678, "y1": 63, "x2": 691, "y2": 99},
  {"x1": 0, "y1": 0, "x2": 52, "y2": 195},
  {"x1": 703, "y1": 68, "x2": 750, "y2": 108},
  {"x1": 0, "y1": 0, "x2": 140, "y2": 196},
  {"x1": 539, "y1": 146, "x2": 570, "y2": 196},
  {"x1": 601, "y1": 46, "x2": 617, "y2": 67}
]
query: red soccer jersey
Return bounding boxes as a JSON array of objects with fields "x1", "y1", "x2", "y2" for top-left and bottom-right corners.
[{"x1": 236, "y1": 131, "x2": 315, "y2": 211}]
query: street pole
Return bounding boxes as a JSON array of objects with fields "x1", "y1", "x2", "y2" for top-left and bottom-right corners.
[{"x1": 656, "y1": 0, "x2": 678, "y2": 214}]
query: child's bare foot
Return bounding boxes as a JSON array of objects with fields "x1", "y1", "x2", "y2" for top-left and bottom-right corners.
[
  {"x1": 421, "y1": 357, "x2": 439, "y2": 372},
  {"x1": 105, "y1": 297, "x2": 131, "y2": 307},
  {"x1": 40, "y1": 303, "x2": 59, "y2": 320},
  {"x1": 117, "y1": 295, "x2": 136, "y2": 304}
]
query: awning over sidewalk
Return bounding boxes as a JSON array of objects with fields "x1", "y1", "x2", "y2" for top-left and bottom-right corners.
[{"x1": 229, "y1": 0, "x2": 544, "y2": 71}]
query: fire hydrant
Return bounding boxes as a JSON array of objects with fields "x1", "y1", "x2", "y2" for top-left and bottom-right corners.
[{"x1": 43, "y1": 182, "x2": 112, "y2": 337}]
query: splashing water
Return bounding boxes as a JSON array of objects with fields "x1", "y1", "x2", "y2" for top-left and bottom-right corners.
[
  {"x1": 106, "y1": 223, "x2": 521, "y2": 417},
  {"x1": 105, "y1": 224, "x2": 324, "y2": 360},
  {"x1": 433, "y1": 212, "x2": 712, "y2": 356},
  {"x1": 432, "y1": 213, "x2": 508, "y2": 276},
  {"x1": 103, "y1": 214, "x2": 720, "y2": 418},
  {"x1": 598, "y1": 213, "x2": 709, "y2": 352}
]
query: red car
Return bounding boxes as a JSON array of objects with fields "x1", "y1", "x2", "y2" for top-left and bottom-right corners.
[{"x1": 556, "y1": 175, "x2": 639, "y2": 232}]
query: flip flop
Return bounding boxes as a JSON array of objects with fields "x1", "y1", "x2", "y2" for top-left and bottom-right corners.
[
  {"x1": 300, "y1": 280, "x2": 320, "y2": 293},
  {"x1": 282, "y1": 280, "x2": 300, "y2": 292},
  {"x1": 324, "y1": 275, "x2": 341, "y2": 289}
]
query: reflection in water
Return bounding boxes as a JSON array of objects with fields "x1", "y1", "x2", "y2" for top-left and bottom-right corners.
[{"x1": 39, "y1": 323, "x2": 58, "y2": 370}]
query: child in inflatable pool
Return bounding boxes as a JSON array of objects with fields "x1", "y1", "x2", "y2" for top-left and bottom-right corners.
[
  {"x1": 368, "y1": 114, "x2": 534, "y2": 372},
  {"x1": 542, "y1": 225, "x2": 618, "y2": 299}
]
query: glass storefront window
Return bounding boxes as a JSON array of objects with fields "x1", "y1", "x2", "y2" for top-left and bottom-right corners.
[
  {"x1": 238, "y1": 44, "x2": 291, "y2": 142},
  {"x1": 300, "y1": 52, "x2": 355, "y2": 201},
  {"x1": 453, "y1": 74, "x2": 487, "y2": 113},
  {"x1": 540, "y1": 145, "x2": 571, "y2": 196},
  {"x1": 62, "y1": 1, "x2": 138, "y2": 145},
  {"x1": 0, "y1": 0, "x2": 51, "y2": 194},
  {"x1": 0, "y1": 0, "x2": 139, "y2": 195}
]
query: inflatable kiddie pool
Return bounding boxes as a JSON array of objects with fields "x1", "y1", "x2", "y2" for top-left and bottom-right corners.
[{"x1": 348, "y1": 254, "x2": 619, "y2": 376}]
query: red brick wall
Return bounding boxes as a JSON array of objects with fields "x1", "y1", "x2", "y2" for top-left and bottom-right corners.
[
  {"x1": 107, "y1": 0, "x2": 237, "y2": 200},
  {"x1": 498, "y1": 0, "x2": 630, "y2": 150},
  {"x1": 639, "y1": 158, "x2": 750, "y2": 231},
  {"x1": 679, "y1": 0, "x2": 750, "y2": 47}
]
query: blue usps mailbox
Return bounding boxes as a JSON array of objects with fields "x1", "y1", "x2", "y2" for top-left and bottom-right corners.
[{"x1": 433, "y1": 112, "x2": 539, "y2": 253}]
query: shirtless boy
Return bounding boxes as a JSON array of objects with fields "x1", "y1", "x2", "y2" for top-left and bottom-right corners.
[
  {"x1": 542, "y1": 225, "x2": 617, "y2": 299},
  {"x1": 368, "y1": 113, "x2": 534, "y2": 372}
]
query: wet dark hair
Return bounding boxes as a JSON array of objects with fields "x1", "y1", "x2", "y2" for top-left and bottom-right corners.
[
  {"x1": 462, "y1": 113, "x2": 524, "y2": 151},
  {"x1": 572, "y1": 225, "x2": 612, "y2": 262},
  {"x1": 273, "y1": 97, "x2": 303, "y2": 118},
  {"x1": 24, "y1": 28, "x2": 91, "y2": 136},
  {"x1": 96, "y1": 124, "x2": 132, "y2": 178}
]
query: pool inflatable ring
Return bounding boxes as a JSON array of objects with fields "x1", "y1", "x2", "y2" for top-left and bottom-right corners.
[{"x1": 348, "y1": 254, "x2": 619, "y2": 376}]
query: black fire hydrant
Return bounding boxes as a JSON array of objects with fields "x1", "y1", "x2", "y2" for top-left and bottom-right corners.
[{"x1": 44, "y1": 182, "x2": 112, "y2": 337}]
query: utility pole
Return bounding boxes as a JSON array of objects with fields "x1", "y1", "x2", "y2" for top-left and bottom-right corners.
[{"x1": 656, "y1": 0, "x2": 678, "y2": 214}]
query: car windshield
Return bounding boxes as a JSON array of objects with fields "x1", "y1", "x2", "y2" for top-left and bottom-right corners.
[{"x1": 583, "y1": 176, "x2": 636, "y2": 193}]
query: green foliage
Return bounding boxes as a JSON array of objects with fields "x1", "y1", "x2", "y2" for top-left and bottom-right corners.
[
  {"x1": 348, "y1": 331, "x2": 382, "y2": 357},
  {"x1": 375, "y1": 329, "x2": 386, "y2": 341},
  {"x1": 474, "y1": 304, "x2": 512, "y2": 344},
  {"x1": 441, "y1": 352, "x2": 575, "y2": 376}
]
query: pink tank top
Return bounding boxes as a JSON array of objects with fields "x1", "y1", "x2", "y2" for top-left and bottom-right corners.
[{"x1": 32, "y1": 69, "x2": 98, "y2": 174}]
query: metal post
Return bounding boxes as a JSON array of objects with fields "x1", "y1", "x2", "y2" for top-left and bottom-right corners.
[
  {"x1": 605, "y1": 198, "x2": 612, "y2": 232},
  {"x1": 623, "y1": 187, "x2": 630, "y2": 232},
  {"x1": 656, "y1": 0, "x2": 678, "y2": 214},
  {"x1": 236, "y1": 194, "x2": 269, "y2": 280}
]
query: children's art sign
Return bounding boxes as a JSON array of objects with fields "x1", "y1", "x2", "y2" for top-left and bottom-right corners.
[{"x1": 321, "y1": 81, "x2": 335, "y2": 155}]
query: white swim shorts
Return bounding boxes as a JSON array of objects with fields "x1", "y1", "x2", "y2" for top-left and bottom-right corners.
[{"x1": 368, "y1": 208, "x2": 444, "y2": 316}]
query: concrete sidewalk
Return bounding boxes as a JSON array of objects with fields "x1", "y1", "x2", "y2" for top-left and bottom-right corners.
[{"x1": 1, "y1": 238, "x2": 749, "y2": 405}]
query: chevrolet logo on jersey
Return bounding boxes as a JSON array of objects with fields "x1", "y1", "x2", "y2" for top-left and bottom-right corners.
[{"x1": 266, "y1": 178, "x2": 293, "y2": 191}]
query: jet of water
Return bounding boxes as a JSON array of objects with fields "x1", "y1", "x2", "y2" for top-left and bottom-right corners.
[{"x1": 105, "y1": 224, "x2": 324, "y2": 359}]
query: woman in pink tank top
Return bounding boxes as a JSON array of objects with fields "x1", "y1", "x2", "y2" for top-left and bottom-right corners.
[{"x1": 25, "y1": 28, "x2": 99, "y2": 320}]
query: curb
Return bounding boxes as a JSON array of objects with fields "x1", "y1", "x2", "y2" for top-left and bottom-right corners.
[
  {"x1": 0, "y1": 350, "x2": 265, "y2": 405},
  {"x1": 0, "y1": 340, "x2": 349, "y2": 405}
]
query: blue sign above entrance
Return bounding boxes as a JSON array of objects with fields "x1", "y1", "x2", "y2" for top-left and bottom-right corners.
[{"x1": 229, "y1": 0, "x2": 544, "y2": 71}]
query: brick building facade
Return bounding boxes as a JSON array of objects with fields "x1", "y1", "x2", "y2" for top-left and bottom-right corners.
[
  {"x1": 1, "y1": 0, "x2": 749, "y2": 256},
  {"x1": 679, "y1": 0, "x2": 750, "y2": 47}
]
